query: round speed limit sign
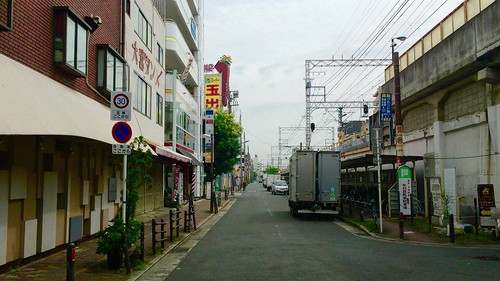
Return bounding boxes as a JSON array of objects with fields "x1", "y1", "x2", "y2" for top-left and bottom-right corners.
[{"x1": 113, "y1": 93, "x2": 129, "y2": 109}]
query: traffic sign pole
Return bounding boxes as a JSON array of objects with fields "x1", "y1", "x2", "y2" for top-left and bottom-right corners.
[{"x1": 122, "y1": 154, "x2": 127, "y2": 224}]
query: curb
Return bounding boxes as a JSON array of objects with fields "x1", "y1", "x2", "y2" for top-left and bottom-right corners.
[
  {"x1": 338, "y1": 215, "x2": 453, "y2": 246},
  {"x1": 337, "y1": 216, "x2": 500, "y2": 248},
  {"x1": 128, "y1": 198, "x2": 234, "y2": 281}
]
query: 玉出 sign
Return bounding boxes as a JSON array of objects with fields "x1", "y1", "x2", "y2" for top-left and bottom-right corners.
[{"x1": 204, "y1": 74, "x2": 221, "y2": 110}]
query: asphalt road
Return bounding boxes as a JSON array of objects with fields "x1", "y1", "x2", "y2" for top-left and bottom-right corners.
[{"x1": 150, "y1": 183, "x2": 500, "y2": 281}]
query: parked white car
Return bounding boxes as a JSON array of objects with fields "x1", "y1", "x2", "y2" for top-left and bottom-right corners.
[{"x1": 271, "y1": 180, "x2": 289, "y2": 195}]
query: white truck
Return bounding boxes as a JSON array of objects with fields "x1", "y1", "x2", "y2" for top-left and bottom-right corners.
[
  {"x1": 288, "y1": 150, "x2": 342, "y2": 217},
  {"x1": 265, "y1": 174, "x2": 281, "y2": 191}
]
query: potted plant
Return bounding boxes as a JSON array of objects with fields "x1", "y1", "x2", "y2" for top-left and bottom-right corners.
[{"x1": 96, "y1": 218, "x2": 142, "y2": 270}]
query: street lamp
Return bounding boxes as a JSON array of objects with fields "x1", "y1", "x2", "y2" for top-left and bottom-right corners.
[{"x1": 391, "y1": 36, "x2": 406, "y2": 167}]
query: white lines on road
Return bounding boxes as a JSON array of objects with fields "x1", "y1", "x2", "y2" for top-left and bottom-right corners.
[
  {"x1": 267, "y1": 209, "x2": 273, "y2": 216},
  {"x1": 275, "y1": 225, "x2": 282, "y2": 237}
]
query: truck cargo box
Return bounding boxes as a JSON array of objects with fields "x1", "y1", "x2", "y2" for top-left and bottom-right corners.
[{"x1": 288, "y1": 150, "x2": 341, "y2": 216}]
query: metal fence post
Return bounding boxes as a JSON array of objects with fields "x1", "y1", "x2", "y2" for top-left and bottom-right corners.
[
  {"x1": 399, "y1": 212, "x2": 404, "y2": 239},
  {"x1": 449, "y1": 214, "x2": 455, "y2": 243}
]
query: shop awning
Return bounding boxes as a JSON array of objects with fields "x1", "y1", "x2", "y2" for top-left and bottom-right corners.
[
  {"x1": 150, "y1": 144, "x2": 192, "y2": 164},
  {"x1": 0, "y1": 54, "x2": 115, "y2": 144},
  {"x1": 177, "y1": 148, "x2": 204, "y2": 166}
]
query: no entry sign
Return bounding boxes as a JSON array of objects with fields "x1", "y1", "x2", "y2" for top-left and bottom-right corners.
[{"x1": 112, "y1": 122, "x2": 133, "y2": 143}]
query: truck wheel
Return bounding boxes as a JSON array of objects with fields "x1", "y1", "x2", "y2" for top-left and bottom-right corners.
[{"x1": 291, "y1": 207, "x2": 298, "y2": 217}]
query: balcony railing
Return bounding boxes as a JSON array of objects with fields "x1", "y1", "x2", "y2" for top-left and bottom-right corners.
[{"x1": 165, "y1": 20, "x2": 199, "y2": 87}]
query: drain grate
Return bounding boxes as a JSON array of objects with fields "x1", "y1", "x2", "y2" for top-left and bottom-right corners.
[
  {"x1": 473, "y1": 256, "x2": 500, "y2": 261},
  {"x1": 355, "y1": 232, "x2": 369, "y2": 236}
]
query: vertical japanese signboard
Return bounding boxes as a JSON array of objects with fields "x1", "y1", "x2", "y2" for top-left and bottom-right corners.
[
  {"x1": 204, "y1": 74, "x2": 220, "y2": 164},
  {"x1": 477, "y1": 184, "x2": 496, "y2": 217},
  {"x1": 380, "y1": 93, "x2": 392, "y2": 122},
  {"x1": 204, "y1": 74, "x2": 221, "y2": 111},
  {"x1": 398, "y1": 165, "x2": 412, "y2": 215}
]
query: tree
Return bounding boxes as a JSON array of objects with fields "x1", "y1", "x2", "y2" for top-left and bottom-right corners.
[
  {"x1": 265, "y1": 167, "x2": 280, "y2": 174},
  {"x1": 96, "y1": 136, "x2": 152, "y2": 270},
  {"x1": 208, "y1": 110, "x2": 242, "y2": 177}
]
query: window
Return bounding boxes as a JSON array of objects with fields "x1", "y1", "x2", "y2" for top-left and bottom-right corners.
[
  {"x1": 125, "y1": 0, "x2": 131, "y2": 16},
  {"x1": 164, "y1": 102, "x2": 173, "y2": 141},
  {"x1": 53, "y1": 7, "x2": 91, "y2": 77},
  {"x1": 157, "y1": 42, "x2": 164, "y2": 67},
  {"x1": 135, "y1": 6, "x2": 152, "y2": 50},
  {"x1": 0, "y1": 0, "x2": 13, "y2": 31},
  {"x1": 134, "y1": 73, "x2": 151, "y2": 117},
  {"x1": 97, "y1": 45, "x2": 128, "y2": 94},
  {"x1": 156, "y1": 93, "x2": 163, "y2": 125}
]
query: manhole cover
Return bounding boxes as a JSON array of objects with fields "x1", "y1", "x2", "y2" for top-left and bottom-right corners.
[
  {"x1": 172, "y1": 247, "x2": 190, "y2": 253},
  {"x1": 473, "y1": 256, "x2": 500, "y2": 261}
]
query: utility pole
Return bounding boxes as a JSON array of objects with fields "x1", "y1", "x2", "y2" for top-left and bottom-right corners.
[{"x1": 392, "y1": 36, "x2": 406, "y2": 167}]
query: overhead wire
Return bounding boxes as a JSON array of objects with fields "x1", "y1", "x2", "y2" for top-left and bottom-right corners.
[
  {"x1": 325, "y1": 0, "x2": 411, "y2": 99},
  {"x1": 320, "y1": 0, "x2": 407, "y2": 90},
  {"x1": 335, "y1": 0, "x2": 428, "y2": 101}
]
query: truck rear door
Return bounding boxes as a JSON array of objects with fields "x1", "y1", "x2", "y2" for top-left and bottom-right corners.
[
  {"x1": 294, "y1": 151, "x2": 316, "y2": 201},
  {"x1": 317, "y1": 151, "x2": 341, "y2": 202}
]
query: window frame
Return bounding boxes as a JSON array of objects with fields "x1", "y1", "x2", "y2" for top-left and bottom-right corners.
[
  {"x1": 156, "y1": 93, "x2": 163, "y2": 126},
  {"x1": 134, "y1": 72, "x2": 152, "y2": 118},
  {"x1": 156, "y1": 42, "x2": 164, "y2": 67},
  {"x1": 135, "y1": 6, "x2": 152, "y2": 50},
  {"x1": 97, "y1": 44, "x2": 129, "y2": 95},
  {"x1": 0, "y1": 0, "x2": 14, "y2": 31},
  {"x1": 53, "y1": 6, "x2": 91, "y2": 77}
]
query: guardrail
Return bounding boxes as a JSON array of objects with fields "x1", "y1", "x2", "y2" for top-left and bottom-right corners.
[
  {"x1": 183, "y1": 202, "x2": 197, "y2": 233},
  {"x1": 342, "y1": 196, "x2": 378, "y2": 222},
  {"x1": 151, "y1": 219, "x2": 167, "y2": 255},
  {"x1": 169, "y1": 208, "x2": 181, "y2": 242}
]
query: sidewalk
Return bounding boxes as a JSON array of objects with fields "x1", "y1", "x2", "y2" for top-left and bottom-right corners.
[
  {"x1": 0, "y1": 192, "x2": 236, "y2": 281},
  {"x1": 1, "y1": 192, "x2": 498, "y2": 281},
  {"x1": 341, "y1": 215, "x2": 500, "y2": 247}
]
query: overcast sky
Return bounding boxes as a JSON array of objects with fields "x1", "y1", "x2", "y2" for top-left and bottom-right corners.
[{"x1": 204, "y1": 0, "x2": 465, "y2": 167}]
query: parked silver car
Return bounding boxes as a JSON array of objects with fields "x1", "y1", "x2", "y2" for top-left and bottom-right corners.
[{"x1": 271, "y1": 180, "x2": 289, "y2": 195}]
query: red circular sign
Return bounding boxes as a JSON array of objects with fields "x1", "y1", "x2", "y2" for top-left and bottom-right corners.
[
  {"x1": 112, "y1": 122, "x2": 132, "y2": 143},
  {"x1": 113, "y1": 93, "x2": 129, "y2": 109}
]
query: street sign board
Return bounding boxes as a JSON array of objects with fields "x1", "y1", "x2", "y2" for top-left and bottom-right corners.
[
  {"x1": 112, "y1": 144, "x2": 131, "y2": 155},
  {"x1": 477, "y1": 184, "x2": 496, "y2": 216},
  {"x1": 380, "y1": 93, "x2": 392, "y2": 122},
  {"x1": 205, "y1": 110, "x2": 214, "y2": 134},
  {"x1": 112, "y1": 122, "x2": 133, "y2": 143},
  {"x1": 398, "y1": 165, "x2": 412, "y2": 215},
  {"x1": 111, "y1": 91, "x2": 132, "y2": 121}
]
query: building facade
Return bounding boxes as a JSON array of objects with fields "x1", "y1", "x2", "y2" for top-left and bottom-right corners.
[
  {"x1": 0, "y1": 0, "x2": 204, "y2": 267},
  {"x1": 341, "y1": 0, "x2": 499, "y2": 225}
]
